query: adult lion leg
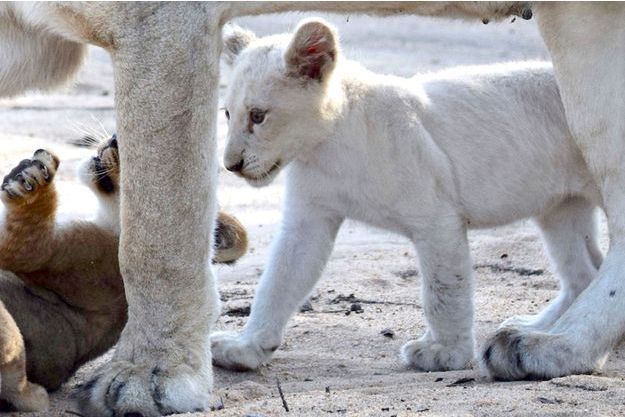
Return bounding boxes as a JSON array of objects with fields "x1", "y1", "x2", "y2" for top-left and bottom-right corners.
[
  {"x1": 0, "y1": 5, "x2": 86, "y2": 97},
  {"x1": 76, "y1": 4, "x2": 222, "y2": 416},
  {"x1": 501, "y1": 197, "x2": 600, "y2": 330},
  {"x1": 482, "y1": 2, "x2": 625, "y2": 380}
]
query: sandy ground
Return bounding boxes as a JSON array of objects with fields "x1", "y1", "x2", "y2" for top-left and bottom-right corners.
[{"x1": 1, "y1": 12, "x2": 624, "y2": 417}]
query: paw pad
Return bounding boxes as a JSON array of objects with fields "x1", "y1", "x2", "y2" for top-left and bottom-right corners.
[{"x1": 1, "y1": 150, "x2": 59, "y2": 202}]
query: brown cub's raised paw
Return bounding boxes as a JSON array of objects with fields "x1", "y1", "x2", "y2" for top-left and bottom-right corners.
[
  {"x1": 213, "y1": 211, "x2": 248, "y2": 264},
  {"x1": 1, "y1": 150, "x2": 59, "y2": 204}
]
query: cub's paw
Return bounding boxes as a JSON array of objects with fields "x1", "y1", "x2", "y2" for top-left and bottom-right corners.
[
  {"x1": 1, "y1": 149, "x2": 59, "y2": 204},
  {"x1": 213, "y1": 211, "x2": 248, "y2": 265},
  {"x1": 480, "y1": 327, "x2": 597, "y2": 381},
  {"x1": 75, "y1": 360, "x2": 212, "y2": 417},
  {"x1": 401, "y1": 337, "x2": 474, "y2": 371},
  {"x1": 210, "y1": 331, "x2": 273, "y2": 371},
  {"x1": 6, "y1": 382, "x2": 49, "y2": 412}
]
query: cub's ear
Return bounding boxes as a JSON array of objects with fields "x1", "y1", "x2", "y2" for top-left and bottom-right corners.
[
  {"x1": 222, "y1": 25, "x2": 257, "y2": 65},
  {"x1": 284, "y1": 19, "x2": 338, "y2": 82}
]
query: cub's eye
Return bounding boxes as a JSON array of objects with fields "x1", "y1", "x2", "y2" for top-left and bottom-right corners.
[
  {"x1": 224, "y1": 109, "x2": 230, "y2": 120},
  {"x1": 250, "y1": 108, "x2": 267, "y2": 125}
]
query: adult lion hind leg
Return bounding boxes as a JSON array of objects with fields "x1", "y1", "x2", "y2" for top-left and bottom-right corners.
[
  {"x1": 0, "y1": 5, "x2": 87, "y2": 97},
  {"x1": 0, "y1": 301, "x2": 48, "y2": 412},
  {"x1": 482, "y1": 2, "x2": 625, "y2": 381},
  {"x1": 500, "y1": 197, "x2": 601, "y2": 331}
]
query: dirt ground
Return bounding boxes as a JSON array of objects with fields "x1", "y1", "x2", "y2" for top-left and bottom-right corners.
[{"x1": 1, "y1": 12, "x2": 624, "y2": 417}]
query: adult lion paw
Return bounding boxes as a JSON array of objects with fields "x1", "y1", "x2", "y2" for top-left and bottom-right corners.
[
  {"x1": 401, "y1": 337, "x2": 474, "y2": 371},
  {"x1": 75, "y1": 361, "x2": 212, "y2": 417},
  {"x1": 210, "y1": 331, "x2": 273, "y2": 371},
  {"x1": 480, "y1": 327, "x2": 599, "y2": 381}
]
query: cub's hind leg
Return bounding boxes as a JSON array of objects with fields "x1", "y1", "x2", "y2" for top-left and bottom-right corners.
[
  {"x1": 402, "y1": 219, "x2": 475, "y2": 371},
  {"x1": 0, "y1": 301, "x2": 48, "y2": 412},
  {"x1": 501, "y1": 197, "x2": 600, "y2": 330}
]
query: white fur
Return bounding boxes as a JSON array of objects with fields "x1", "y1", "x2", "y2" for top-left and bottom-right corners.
[
  {"x1": 212, "y1": 20, "x2": 604, "y2": 372},
  {"x1": 481, "y1": 2, "x2": 625, "y2": 380},
  {"x1": 76, "y1": 158, "x2": 120, "y2": 234},
  {"x1": 0, "y1": 3, "x2": 87, "y2": 97}
]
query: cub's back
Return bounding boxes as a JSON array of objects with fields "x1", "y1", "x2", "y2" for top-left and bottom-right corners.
[{"x1": 415, "y1": 63, "x2": 598, "y2": 226}]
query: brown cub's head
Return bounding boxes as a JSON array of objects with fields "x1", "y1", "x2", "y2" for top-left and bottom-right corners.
[{"x1": 79, "y1": 134, "x2": 119, "y2": 195}]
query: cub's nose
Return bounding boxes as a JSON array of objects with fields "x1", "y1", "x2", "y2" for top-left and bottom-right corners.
[{"x1": 225, "y1": 160, "x2": 244, "y2": 173}]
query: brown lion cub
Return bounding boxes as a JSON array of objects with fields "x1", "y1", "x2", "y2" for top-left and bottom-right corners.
[{"x1": 0, "y1": 136, "x2": 247, "y2": 411}]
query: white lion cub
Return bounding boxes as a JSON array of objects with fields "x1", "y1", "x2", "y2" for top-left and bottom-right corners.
[{"x1": 212, "y1": 19, "x2": 602, "y2": 373}]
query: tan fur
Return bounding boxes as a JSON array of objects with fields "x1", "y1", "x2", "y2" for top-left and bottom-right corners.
[
  {"x1": 213, "y1": 212, "x2": 248, "y2": 265},
  {"x1": 0, "y1": 141, "x2": 247, "y2": 412}
]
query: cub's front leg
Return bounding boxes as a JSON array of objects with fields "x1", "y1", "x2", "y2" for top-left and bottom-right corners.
[
  {"x1": 402, "y1": 220, "x2": 475, "y2": 371},
  {"x1": 211, "y1": 206, "x2": 343, "y2": 370},
  {"x1": 0, "y1": 149, "x2": 59, "y2": 273}
]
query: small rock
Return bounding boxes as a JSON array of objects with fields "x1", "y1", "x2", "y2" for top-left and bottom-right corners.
[
  {"x1": 350, "y1": 303, "x2": 363, "y2": 313},
  {"x1": 380, "y1": 328, "x2": 395, "y2": 338},
  {"x1": 330, "y1": 293, "x2": 358, "y2": 304},
  {"x1": 537, "y1": 397, "x2": 562, "y2": 404},
  {"x1": 300, "y1": 300, "x2": 314, "y2": 312},
  {"x1": 210, "y1": 397, "x2": 224, "y2": 411},
  {"x1": 446, "y1": 377, "x2": 475, "y2": 387},
  {"x1": 224, "y1": 304, "x2": 251, "y2": 317},
  {"x1": 394, "y1": 269, "x2": 418, "y2": 279}
]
